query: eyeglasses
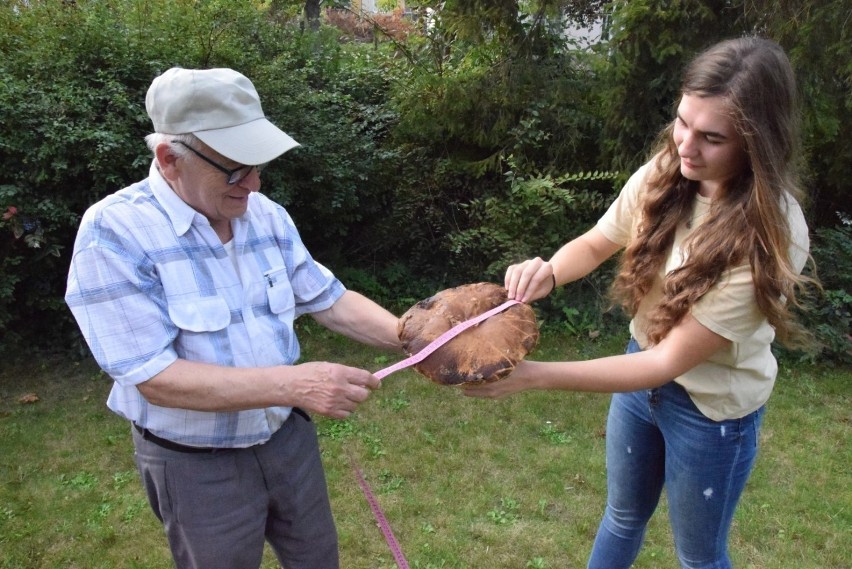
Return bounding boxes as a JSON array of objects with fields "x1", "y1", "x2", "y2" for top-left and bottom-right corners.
[{"x1": 172, "y1": 140, "x2": 265, "y2": 185}]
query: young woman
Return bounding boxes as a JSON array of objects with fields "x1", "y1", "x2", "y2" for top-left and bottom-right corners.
[{"x1": 464, "y1": 37, "x2": 813, "y2": 568}]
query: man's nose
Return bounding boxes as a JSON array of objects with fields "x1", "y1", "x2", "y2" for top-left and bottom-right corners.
[{"x1": 238, "y1": 167, "x2": 262, "y2": 192}]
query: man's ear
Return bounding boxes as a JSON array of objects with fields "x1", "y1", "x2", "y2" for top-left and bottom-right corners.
[{"x1": 155, "y1": 142, "x2": 181, "y2": 182}]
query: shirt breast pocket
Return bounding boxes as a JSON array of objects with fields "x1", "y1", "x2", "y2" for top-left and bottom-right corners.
[
  {"x1": 263, "y1": 266, "x2": 296, "y2": 316},
  {"x1": 168, "y1": 296, "x2": 231, "y2": 332}
]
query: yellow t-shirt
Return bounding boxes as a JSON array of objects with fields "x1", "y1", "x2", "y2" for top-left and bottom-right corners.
[{"x1": 597, "y1": 160, "x2": 810, "y2": 420}]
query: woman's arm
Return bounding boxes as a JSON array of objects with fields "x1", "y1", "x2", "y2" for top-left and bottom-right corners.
[
  {"x1": 463, "y1": 314, "x2": 730, "y2": 399},
  {"x1": 505, "y1": 226, "x2": 622, "y2": 303}
]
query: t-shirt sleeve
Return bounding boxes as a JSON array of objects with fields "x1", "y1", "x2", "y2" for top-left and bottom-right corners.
[
  {"x1": 596, "y1": 161, "x2": 653, "y2": 246},
  {"x1": 692, "y1": 193, "x2": 811, "y2": 343},
  {"x1": 691, "y1": 264, "x2": 764, "y2": 343},
  {"x1": 784, "y1": 193, "x2": 810, "y2": 274}
]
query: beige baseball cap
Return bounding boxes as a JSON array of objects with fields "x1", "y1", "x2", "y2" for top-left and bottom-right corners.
[{"x1": 146, "y1": 67, "x2": 299, "y2": 165}]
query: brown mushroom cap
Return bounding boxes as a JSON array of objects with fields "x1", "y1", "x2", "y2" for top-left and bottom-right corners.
[{"x1": 397, "y1": 282, "x2": 539, "y2": 386}]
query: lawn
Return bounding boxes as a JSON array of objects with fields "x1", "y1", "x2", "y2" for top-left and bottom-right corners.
[{"x1": 1, "y1": 325, "x2": 849, "y2": 568}]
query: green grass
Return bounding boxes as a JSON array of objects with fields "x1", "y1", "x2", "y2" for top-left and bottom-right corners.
[{"x1": 1, "y1": 327, "x2": 849, "y2": 568}]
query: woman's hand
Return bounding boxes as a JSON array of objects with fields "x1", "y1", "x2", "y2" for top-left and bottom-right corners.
[
  {"x1": 504, "y1": 257, "x2": 556, "y2": 303},
  {"x1": 462, "y1": 361, "x2": 535, "y2": 399},
  {"x1": 465, "y1": 315, "x2": 732, "y2": 398}
]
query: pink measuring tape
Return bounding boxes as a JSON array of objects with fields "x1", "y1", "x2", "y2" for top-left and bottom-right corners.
[
  {"x1": 353, "y1": 298, "x2": 521, "y2": 568},
  {"x1": 373, "y1": 299, "x2": 521, "y2": 380},
  {"x1": 350, "y1": 454, "x2": 410, "y2": 569}
]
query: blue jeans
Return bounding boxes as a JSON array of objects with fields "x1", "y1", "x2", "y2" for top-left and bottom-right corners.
[{"x1": 587, "y1": 339, "x2": 765, "y2": 569}]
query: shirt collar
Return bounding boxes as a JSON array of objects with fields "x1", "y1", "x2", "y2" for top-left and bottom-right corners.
[
  {"x1": 149, "y1": 161, "x2": 198, "y2": 237},
  {"x1": 147, "y1": 161, "x2": 253, "y2": 237}
]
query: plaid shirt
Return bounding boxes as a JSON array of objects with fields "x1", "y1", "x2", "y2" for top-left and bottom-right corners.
[{"x1": 65, "y1": 163, "x2": 345, "y2": 447}]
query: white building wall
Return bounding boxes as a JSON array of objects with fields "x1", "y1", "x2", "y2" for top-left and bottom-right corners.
[{"x1": 359, "y1": 0, "x2": 377, "y2": 12}]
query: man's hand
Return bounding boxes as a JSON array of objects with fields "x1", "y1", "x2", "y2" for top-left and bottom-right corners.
[
  {"x1": 289, "y1": 362, "x2": 381, "y2": 419},
  {"x1": 139, "y1": 359, "x2": 381, "y2": 418}
]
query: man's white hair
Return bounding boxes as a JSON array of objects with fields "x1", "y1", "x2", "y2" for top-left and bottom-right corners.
[{"x1": 144, "y1": 132, "x2": 199, "y2": 157}]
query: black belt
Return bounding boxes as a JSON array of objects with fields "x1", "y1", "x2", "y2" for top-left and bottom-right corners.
[
  {"x1": 134, "y1": 423, "x2": 216, "y2": 453},
  {"x1": 132, "y1": 408, "x2": 310, "y2": 454}
]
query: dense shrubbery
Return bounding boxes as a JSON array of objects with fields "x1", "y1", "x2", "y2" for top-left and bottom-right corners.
[
  {"x1": 802, "y1": 216, "x2": 852, "y2": 364},
  {"x1": 0, "y1": 0, "x2": 848, "y2": 363},
  {"x1": 0, "y1": 1, "x2": 403, "y2": 352}
]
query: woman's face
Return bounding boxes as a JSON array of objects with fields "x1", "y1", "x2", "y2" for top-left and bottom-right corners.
[{"x1": 673, "y1": 94, "x2": 748, "y2": 198}]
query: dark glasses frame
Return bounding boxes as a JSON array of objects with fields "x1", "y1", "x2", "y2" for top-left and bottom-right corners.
[{"x1": 172, "y1": 140, "x2": 264, "y2": 185}]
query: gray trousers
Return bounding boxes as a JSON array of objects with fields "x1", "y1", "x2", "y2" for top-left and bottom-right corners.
[{"x1": 132, "y1": 410, "x2": 339, "y2": 569}]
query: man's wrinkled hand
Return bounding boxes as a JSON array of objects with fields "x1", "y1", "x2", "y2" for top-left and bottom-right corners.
[{"x1": 291, "y1": 362, "x2": 380, "y2": 419}]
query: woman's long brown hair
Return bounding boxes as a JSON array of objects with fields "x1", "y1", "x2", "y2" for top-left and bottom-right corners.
[{"x1": 610, "y1": 37, "x2": 814, "y2": 349}]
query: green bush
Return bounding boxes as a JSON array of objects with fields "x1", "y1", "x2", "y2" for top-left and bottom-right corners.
[
  {"x1": 0, "y1": 188, "x2": 72, "y2": 350},
  {"x1": 803, "y1": 217, "x2": 852, "y2": 364},
  {"x1": 0, "y1": 1, "x2": 849, "y2": 365},
  {"x1": 257, "y1": 34, "x2": 402, "y2": 261},
  {"x1": 0, "y1": 1, "x2": 403, "y2": 356},
  {"x1": 379, "y1": 11, "x2": 610, "y2": 292},
  {"x1": 0, "y1": 1, "x2": 283, "y2": 355},
  {"x1": 449, "y1": 166, "x2": 617, "y2": 279}
]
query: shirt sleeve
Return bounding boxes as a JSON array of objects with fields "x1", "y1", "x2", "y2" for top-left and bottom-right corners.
[
  {"x1": 784, "y1": 193, "x2": 810, "y2": 273},
  {"x1": 691, "y1": 264, "x2": 765, "y2": 343},
  {"x1": 691, "y1": 192, "x2": 811, "y2": 343},
  {"x1": 272, "y1": 205, "x2": 346, "y2": 317},
  {"x1": 596, "y1": 161, "x2": 653, "y2": 246},
  {"x1": 65, "y1": 208, "x2": 178, "y2": 386}
]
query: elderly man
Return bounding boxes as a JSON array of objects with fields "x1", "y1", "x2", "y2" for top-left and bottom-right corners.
[{"x1": 65, "y1": 67, "x2": 401, "y2": 569}]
